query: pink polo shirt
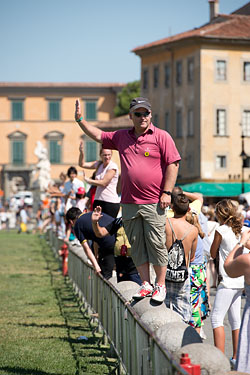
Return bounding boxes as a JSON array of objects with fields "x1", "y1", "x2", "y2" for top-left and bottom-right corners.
[{"x1": 101, "y1": 124, "x2": 181, "y2": 204}]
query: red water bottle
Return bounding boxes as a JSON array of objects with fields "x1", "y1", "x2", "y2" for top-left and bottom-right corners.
[{"x1": 120, "y1": 244, "x2": 127, "y2": 256}]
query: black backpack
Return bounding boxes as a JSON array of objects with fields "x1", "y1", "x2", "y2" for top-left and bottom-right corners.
[{"x1": 166, "y1": 218, "x2": 192, "y2": 283}]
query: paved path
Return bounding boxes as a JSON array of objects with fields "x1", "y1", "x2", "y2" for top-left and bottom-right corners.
[{"x1": 202, "y1": 287, "x2": 246, "y2": 361}]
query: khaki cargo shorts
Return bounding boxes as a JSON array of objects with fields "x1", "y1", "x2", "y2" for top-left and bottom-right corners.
[{"x1": 121, "y1": 203, "x2": 168, "y2": 267}]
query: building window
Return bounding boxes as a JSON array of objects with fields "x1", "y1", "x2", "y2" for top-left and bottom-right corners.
[
  {"x1": 165, "y1": 112, "x2": 170, "y2": 132},
  {"x1": 216, "y1": 109, "x2": 227, "y2": 136},
  {"x1": 12, "y1": 141, "x2": 24, "y2": 165},
  {"x1": 153, "y1": 114, "x2": 158, "y2": 127},
  {"x1": 187, "y1": 109, "x2": 194, "y2": 136},
  {"x1": 45, "y1": 131, "x2": 63, "y2": 164},
  {"x1": 153, "y1": 66, "x2": 159, "y2": 88},
  {"x1": 8, "y1": 131, "x2": 26, "y2": 165},
  {"x1": 85, "y1": 100, "x2": 97, "y2": 121},
  {"x1": 49, "y1": 100, "x2": 60, "y2": 121},
  {"x1": 216, "y1": 155, "x2": 227, "y2": 169},
  {"x1": 176, "y1": 109, "x2": 182, "y2": 137},
  {"x1": 243, "y1": 157, "x2": 250, "y2": 168},
  {"x1": 243, "y1": 110, "x2": 250, "y2": 136},
  {"x1": 85, "y1": 138, "x2": 98, "y2": 161},
  {"x1": 143, "y1": 68, "x2": 148, "y2": 90},
  {"x1": 49, "y1": 140, "x2": 61, "y2": 164},
  {"x1": 243, "y1": 62, "x2": 250, "y2": 81},
  {"x1": 164, "y1": 64, "x2": 171, "y2": 88},
  {"x1": 176, "y1": 61, "x2": 182, "y2": 86},
  {"x1": 216, "y1": 60, "x2": 227, "y2": 81},
  {"x1": 187, "y1": 58, "x2": 194, "y2": 83},
  {"x1": 187, "y1": 154, "x2": 194, "y2": 171},
  {"x1": 12, "y1": 100, "x2": 23, "y2": 121}
]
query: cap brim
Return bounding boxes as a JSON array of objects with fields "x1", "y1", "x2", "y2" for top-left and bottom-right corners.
[{"x1": 130, "y1": 104, "x2": 151, "y2": 112}]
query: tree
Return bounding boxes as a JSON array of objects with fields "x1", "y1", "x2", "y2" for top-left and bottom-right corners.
[{"x1": 114, "y1": 80, "x2": 140, "y2": 117}]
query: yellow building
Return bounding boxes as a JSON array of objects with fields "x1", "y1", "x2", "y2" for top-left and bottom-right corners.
[
  {"x1": 0, "y1": 82, "x2": 125, "y2": 197},
  {"x1": 133, "y1": 1, "x2": 250, "y2": 193}
]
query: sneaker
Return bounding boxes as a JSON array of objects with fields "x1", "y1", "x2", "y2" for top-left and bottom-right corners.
[
  {"x1": 151, "y1": 283, "x2": 166, "y2": 303},
  {"x1": 200, "y1": 326, "x2": 207, "y2": 340},
  {"x1": 230, "y1": 358, "x2": 236, "y2": 370},
  {"x1": 133, "y1": 281, "x2": 153, "y2": 300}
]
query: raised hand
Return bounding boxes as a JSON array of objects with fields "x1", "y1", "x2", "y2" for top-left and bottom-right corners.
[
  {"x1": 75, "y1": 99, "x2": 82, "y2": 121},
  {"x1": 79, "y1": 140, "x2": 84, "y2": 154},
  {"x1": 91, "y1": 206, "x2": 103, "y2": 223}
]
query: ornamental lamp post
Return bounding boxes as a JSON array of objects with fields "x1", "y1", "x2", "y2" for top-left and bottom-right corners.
[{"x1": 240, "y1": 131, "x2": 248, "y2": 194}]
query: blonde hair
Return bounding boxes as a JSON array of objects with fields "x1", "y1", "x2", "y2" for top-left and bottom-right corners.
[
  {"x1": 186, "y1": 211, "x2": 205, "y2": 239},
  {"x1": 215, "y1": 199, "x2": 242, "y2": 236}
]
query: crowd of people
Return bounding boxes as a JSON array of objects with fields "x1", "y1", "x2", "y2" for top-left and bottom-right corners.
[{"x1": 2, "y1": 96, "x2": 249, "y2": 373}]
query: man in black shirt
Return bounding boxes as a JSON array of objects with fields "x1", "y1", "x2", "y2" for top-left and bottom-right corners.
[
  {"x1": 91, "y1": 206, "x2": 141, "y2": 285},
  {"x1": 65, "y1": 207, "x2": 115, "y2": 279}
]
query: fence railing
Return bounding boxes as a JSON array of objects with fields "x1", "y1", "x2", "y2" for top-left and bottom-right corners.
[{"x1": 46, "y1": 229, "x2": 188, "y2": 375}]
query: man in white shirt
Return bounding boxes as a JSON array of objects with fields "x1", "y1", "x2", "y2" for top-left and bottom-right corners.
[{"x1": 63, "y1": 166, "x2": 84, "y2": 211}]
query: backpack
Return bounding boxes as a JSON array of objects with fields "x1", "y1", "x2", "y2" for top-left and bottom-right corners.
[
  {"x1": 166, "y1": 218, "x2": 192, "y2": 283},
  {"x1": 114, "y1": 226, "x2": 131, "y2": 257}
]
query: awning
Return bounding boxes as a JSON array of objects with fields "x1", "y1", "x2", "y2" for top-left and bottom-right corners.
[{"x1": 179, "y1": 182, "x2": 250, "y2": 197}]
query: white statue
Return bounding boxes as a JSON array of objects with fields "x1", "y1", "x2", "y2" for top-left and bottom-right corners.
[{"x1": 34, "y1": 141, "x2": 52, "y2": 192}]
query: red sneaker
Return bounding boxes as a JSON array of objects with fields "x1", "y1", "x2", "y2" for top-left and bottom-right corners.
[
  {"x1": 133, "y1": 281, "x2": 153, "y2": 300},
  {"x1": 151, "y1": 283, "x2": 166, "y2": 303}
]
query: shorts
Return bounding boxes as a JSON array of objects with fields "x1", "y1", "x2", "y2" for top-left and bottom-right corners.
[
  {"x1": 189, "y1": 263, "x2": 207, "y2": 328},
  {"x1": 122, "y1": 203, "x2": 167, "y2": 267},
  {"x1": 165, "y1": 277, "x2": 191, "y2": 323}
]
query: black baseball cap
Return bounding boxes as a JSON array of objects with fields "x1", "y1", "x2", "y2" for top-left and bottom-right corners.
[{"x1": 129, "y1": 97, "x2": 151, "y2": 112}]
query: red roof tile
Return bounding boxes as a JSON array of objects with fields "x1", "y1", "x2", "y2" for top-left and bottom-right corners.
[{"x1": 132, "y1": 14, "x2": 250, "y2": 53}]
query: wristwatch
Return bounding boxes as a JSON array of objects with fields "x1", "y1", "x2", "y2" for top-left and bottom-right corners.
[{"x1": 163, "y1": 191, "x2": 172, "y2": 195}]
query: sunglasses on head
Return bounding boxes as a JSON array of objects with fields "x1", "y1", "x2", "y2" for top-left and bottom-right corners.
[{"x1": 133, "y1": 111, "x2": 150, "y2": 118}]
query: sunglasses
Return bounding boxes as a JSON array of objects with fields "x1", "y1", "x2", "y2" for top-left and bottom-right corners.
[{"x1": 133, "y1": 111, "x2": 150, "y2": 118}]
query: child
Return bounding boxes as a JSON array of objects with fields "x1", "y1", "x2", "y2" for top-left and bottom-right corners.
[{"x1": 76, "y1": 187, "x2": 88, "y2": 212}]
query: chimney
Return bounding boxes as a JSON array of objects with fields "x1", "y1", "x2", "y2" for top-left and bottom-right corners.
[{"x1": 209, "y1": 0, "x2": 219, "y2": 21}]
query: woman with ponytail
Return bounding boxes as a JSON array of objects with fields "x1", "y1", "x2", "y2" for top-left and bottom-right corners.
[{"x1": 210, "y1": 199, "x2": 244, "y2": 369}]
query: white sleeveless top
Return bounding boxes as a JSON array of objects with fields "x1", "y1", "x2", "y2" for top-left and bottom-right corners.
[
  {"x1": 216, "y1": 224, "x2": 244, "y2": 289},
  {"x1": 94, "y1": 160, "x2": 120, "y2": 203}
]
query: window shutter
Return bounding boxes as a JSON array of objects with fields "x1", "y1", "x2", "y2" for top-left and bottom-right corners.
[
  {"x1": 49, "y1": 140, "x2": 61, "y2": 163},
  {"x1": 12, "y1": 101, "x2": 23, "y2": 120},
  {"x1": 85, "y1": 140, "x2": 97, "y2": 162},
  {"x1": 12, "y1": 141, "x2": 24, "y2": 165},
  {"x1": 85, "y1": 101, "x2": 97, "y2": 121},
  {"x1": 49, "y1": 101, "x2": 60, "y2": 121}
]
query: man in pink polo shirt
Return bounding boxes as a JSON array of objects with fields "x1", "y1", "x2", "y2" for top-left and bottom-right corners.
[{"x1": 75, "y1": 97, "x2": 181, "y2": 303}]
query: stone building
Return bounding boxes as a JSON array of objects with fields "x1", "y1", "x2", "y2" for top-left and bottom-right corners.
[
  {"x1": 132, "y1": 0, "x2": 250, "y2": 193},
  {"x1": 0, "y1": 82, "x2": 124, "y2": 197}
]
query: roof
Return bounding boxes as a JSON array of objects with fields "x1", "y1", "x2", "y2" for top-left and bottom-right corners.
[
  {"x1": 179, "y1": 182, "x2": 250, "y2": 197},
  {"x1": 0, "y1": 82, "x2": 125, "y2": 88},
  {"x1": 98, "y1": 114, "x2": 131, "y2": 129},
  {"x1": 132, "y1": 13, "x2": 250, "y2": 54},
  {"x1": 232, "y1": 2, "x2": 250, "y2": 15}
]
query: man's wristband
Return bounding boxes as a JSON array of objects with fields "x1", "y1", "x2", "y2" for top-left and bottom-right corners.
[
  {"x1": 163, "y1": 191, "x2": 172, "y2": 196},
  {"x1": 76, "y1": 116, "x2": 84, "y2": 123}
]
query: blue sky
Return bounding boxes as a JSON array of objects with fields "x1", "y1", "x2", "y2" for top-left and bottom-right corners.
[{"x1": 0, "y1": 0, "x2": 247, "y2": 83}]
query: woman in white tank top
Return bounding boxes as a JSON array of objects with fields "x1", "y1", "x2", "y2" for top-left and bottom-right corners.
[{"x1": 79, "y1": 142, "x2": 120, "y2": 218}]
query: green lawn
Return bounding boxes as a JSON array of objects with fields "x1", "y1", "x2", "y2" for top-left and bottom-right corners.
[{"x1": 0, "y1": 231, "x2": 117, "y2": 375}]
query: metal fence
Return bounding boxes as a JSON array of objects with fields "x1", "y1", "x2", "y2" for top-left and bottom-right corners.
[{"x1": 46, "y1": 230, "x2": 188, "y2": 375}]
